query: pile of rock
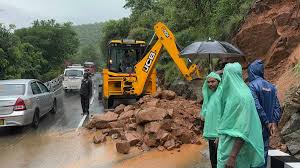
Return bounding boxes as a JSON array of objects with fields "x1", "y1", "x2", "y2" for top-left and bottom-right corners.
[
  {"x1": 86, "y1": 90, "x2": 203, "y2": 154},
  {"x1": 280, "y1": 84, "x2": 300, "y2": 159}
]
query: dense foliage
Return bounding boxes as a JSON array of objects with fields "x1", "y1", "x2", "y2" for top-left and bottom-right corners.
[
  {"x1": 71, "y1": 23, "x2": 103, "y2": 67},
  {"x1": 99, "y1": 0, "x2": 254, "y2": 86},
  {"x1": 1, "y1": 20, "x2": 79, "y2": 81}
]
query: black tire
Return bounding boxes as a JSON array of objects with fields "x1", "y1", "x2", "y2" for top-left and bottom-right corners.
[
  {"x1": 32, "y1": 110, "x2": 40, "y2": 129},
  {"x1": 50, "y1": 99, "x2": 57, "y2": 114},
  {"x1": 108, "y1": 98, "x2": 114, "y2": 108},
  {"x1": 102, "y1": 97, "x2": 114, "y2": 109}
]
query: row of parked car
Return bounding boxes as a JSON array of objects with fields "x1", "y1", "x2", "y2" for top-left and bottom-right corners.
[{"x1": 0, "y1": 79, "x2": 57, "y2": 129}]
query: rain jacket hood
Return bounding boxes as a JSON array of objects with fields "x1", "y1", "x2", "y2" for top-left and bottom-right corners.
[
  {"x1": 248, "y1": 59, "x2": 264, "y2": 82},
  {"x1": 217, "y1": 63, "x2": 264, "y2": 167},
  {"x1": 201, "y1": 72, "x2": 221, "y2": 139}
]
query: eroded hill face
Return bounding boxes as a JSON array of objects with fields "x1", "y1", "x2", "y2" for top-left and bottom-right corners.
[
  {"x1": 234, "y1": 0, "x2": 300, "y2": 100},
  {"x1": 234, "y1": 0, "x2": 300, "y2": 157}
]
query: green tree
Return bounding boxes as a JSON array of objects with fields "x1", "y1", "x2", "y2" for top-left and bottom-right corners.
[
  {"x1": 15, "y1": 20, "x2": 79, "y2": 77},
  {"x1": 0, "y1": 24, "x2": 46, "y2": 80}
]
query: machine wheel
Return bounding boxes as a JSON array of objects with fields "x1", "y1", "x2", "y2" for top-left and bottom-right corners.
[
  {"x1": 108, "y1": 98, "x2": 114, "y2": 108},
  {"x1": 103, "y1": 97, "x2": 114, "y2": 109}
]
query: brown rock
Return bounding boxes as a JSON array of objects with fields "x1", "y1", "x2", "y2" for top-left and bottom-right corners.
[
  {"x1": 119, "y1": 110, "x2": 135, "y2": 120},
  {"x1": 94, "y1": 122, "x2": 110, "y2": 129},
  {"x1": 153, "y1": 88, "x2": 163, "y2": 99},
  {"x1": 167, "y1": 109, "x2": 174, "y2": 117},
  {"x1": 161, "y1": 90, "x2": 177, "y2": 100},
  {"x1": 125, "y1": 131, "x2": 141, "y2": 146},
  {"x1": 86, "y1": 112, "x2": 119, "y2": 129},
  {"x1": 108, "y1": 128, "x2": 124, "y2": 136},
  {"x1": 164, "y1": 139, "x2": 176, "y2": 151},
  {"x1": 114, "y1": 104, "x2": 126, "y2": 114},
  {"x1": 124, "y1": 105, "x2": 135, "y2": 112},
  {"x1": 135, "y1": 107, "x2": 168, "y2": 124},
  {"x1": 108, "y1": 120, "x2": 126, "y2": 128},
  {"x1": 97, "y1": 112, "x2": 119, "y2": 122},
  {"x1": 157, "y1": 146, "x2": 165, "y2": 151},
  {"x1": 127, "y1": 123, "x2": 137, "y2": 131},
  {"x1": 144, "y1": 122, "x2": 161, "y2": 133},
  {"x1": 146, "y1": 99, "x2": 159, "y2": 107},
  {"x1": 144, "y1": 133, "x2": 158, "y2": 147},
  {"x1": 93, "y1": 134, "x2": 107, "y2": 144},
  {"x1": 141, "y1": 142, "x2": 150, "y2": 151},
  {"x1": 136, "y1": 125, "x2": 144, "y2": 135},
  {"x1": 116, "y1": 141, "x2": 130, "y2": 154},
  {"x1": 280, "y1": 144, "x2": 288, "y2": 153},
  {"x1": 180, "y1": 132, "x2": 192, "y2": 144},
  {"x1": 160, "y1": 132, "x2": 172, "y2": 143},
  {"x1": 161, "y1": 119, "x2": 174, "y2": 132}
]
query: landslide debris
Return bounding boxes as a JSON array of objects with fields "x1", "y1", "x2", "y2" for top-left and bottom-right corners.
[{"x1": 86, "y1": 90, "x2": 203, "y2": 154}]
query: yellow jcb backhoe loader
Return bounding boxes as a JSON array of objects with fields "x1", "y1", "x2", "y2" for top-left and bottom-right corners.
[{"x1": 99, "y1": 22, "x2": 201, "y2": 109}]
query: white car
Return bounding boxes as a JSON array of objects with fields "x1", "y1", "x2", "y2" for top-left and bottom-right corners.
[
  {"x1": 0, "y1": 79, "x2": 56, "y2": 128},
  {"x1": 62, "y1": 68, "x2": 85, "y2": 91}
]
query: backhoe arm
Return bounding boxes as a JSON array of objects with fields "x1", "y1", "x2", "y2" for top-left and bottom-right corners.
[{"x1": 133, "y1": 22, "x2": 201, "y2": 95}]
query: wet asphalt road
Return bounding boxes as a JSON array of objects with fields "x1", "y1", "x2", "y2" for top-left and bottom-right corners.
[{"x1": 0, "y1": 73, "x2": 210, "y2": 168}]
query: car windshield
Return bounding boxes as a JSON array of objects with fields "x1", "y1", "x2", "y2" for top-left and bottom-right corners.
[
  {"x1": 0, "y1": 84, "x2": 25, "y2": 96},
  {"x1": 65, "y1": 70, "x2": 83, "y2": 77}
]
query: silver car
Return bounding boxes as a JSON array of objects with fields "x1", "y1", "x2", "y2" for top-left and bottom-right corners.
[{"x1": 0, "y1": 79, "x2": 57, "y2": 128}]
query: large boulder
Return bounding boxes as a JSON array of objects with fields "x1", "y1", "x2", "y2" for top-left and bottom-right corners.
[
  {"x1": 119, "y1": 110, "x2": 135, "y2": 120},
  {"x1": 144, "y1": 121, "x2": 162, "y2": 133},
  {"x1": 283, "y1": 130, "x2": 300, "y2": 155},
  {"x1": 144, "y1": 133, "x2": 159, "y2": 147},
  {"x1": 116, "y1": 141, "x2": 130, "y2": 154},
  {"x1": 125, "y1": 131, "x2": 141, "y2": 146},
  {"x1": 86, "y1": 112, "x2": 119, "y2": 129},
  {"x1": 135, "y1": 107, "x2": 168, "y2": 124},
  {"x1": 161, "y1": 90, "x2": 177, "y2": 100},
  {"x1": 114, "y1": 104, "x2": 126, "y2": 114}
]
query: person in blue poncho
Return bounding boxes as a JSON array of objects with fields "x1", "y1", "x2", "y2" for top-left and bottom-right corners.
[
  {"x1": 248, "y1": 59, "x2": 282, "y2": 168},
  {"x1": 217, "y1": 62, "x2": 264, "y2": 168},
  {"x1": 201, "y1": 72, "x2": 222, "y2": 168}
]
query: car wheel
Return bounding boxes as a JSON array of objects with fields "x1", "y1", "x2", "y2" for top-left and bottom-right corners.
[
  {"x1": 51, "y1": 99, "x2": 57, "y2": 114},
  {"x1": 64, "y1": 89, "x2": 68, "y2": 93},
  {"x1": 32, "y1": 110, "x2": 40, "y2": 129}
]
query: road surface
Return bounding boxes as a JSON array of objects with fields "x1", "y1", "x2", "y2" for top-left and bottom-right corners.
[{"x1": 0, "y1": 73, "x2": 210, "y2": 168}]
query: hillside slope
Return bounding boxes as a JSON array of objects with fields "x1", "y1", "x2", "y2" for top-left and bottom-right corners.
[{"x1": 234, "y1": 0, "x2": 300, "y2": 158}]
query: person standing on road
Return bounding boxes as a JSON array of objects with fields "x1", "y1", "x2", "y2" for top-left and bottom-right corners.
[
  {"x1": 200, "y1": 72, "x2": 222, "y2": 168},
  {"x1": 80, "y1": 72, "x2": 93, "y2": 115},
  {"x1": 217, "y1": 63, "x2": 264, "y2": 168},
  {"x1": 248, "y1": 59, "x2": 282, "y2": 168}
]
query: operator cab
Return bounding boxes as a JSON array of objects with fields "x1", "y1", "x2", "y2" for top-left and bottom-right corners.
[{"x1": 107, "y1": 39, "x2": 146, "y2": 73}]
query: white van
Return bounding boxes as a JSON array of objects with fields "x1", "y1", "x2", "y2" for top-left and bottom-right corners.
[{"x1": 62, "y1": 68, "x2": 85, "y2": 91}]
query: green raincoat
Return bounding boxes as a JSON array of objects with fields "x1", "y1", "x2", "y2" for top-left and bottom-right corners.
[
  {"x1": 201, "y1": 72, "x2": 221, "y2": 139},
  {"x1": 217, "y1": 63, "x2": 264, "y2": 168}
]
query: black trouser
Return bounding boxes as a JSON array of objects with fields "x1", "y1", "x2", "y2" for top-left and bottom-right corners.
[
  {"x1": 81, "y1": 95, "x2": 89, "y2": 114},
  {"x1": 209, "y1": 139, "x2": 218, "y2": 168}
]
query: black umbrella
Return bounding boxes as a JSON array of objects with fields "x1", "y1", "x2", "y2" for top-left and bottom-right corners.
[{"x1": 180, "y1": 40, "x2": 244, "y2": 71}]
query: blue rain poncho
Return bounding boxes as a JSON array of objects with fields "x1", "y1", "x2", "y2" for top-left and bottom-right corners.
[
  {"x1": 217, "y1": 63, "x2": 265, "y2": 168},
  {"x1": 201, "y1": 72, "x2": 221, "y2": 140}
]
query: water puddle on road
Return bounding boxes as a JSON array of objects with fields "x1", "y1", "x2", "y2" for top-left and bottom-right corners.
[{"x1": 0, "y1": 128, "x2": 210, "y2": 168}]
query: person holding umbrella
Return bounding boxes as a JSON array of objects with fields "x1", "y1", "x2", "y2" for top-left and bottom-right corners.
[
  {"x1": 201, "y1": 72, "x2": 222, "y2": 168},
  {"x1": 217, "y1": 63, "x2": 264, "y2": 168}
]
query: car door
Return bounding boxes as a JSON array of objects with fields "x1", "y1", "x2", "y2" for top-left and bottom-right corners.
[
  {"x1": 30, "y1": 82, "x2": 45, "y2": 115},
  {"x1": 37, "y1": 82, "x2": 53, "y2": 113}
]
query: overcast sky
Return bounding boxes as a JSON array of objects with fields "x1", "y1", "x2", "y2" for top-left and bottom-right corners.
[{"x1": 0, "y1": 0, "x2": 131, "y2": 28}]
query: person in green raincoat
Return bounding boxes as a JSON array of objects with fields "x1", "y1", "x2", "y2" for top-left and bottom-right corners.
[
  {"x1": 217, "y1": 63, "x2": 264, "y2": 168},
  {"x1": 201, "y1": 72, "x2": 222, "y2": 168}
]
